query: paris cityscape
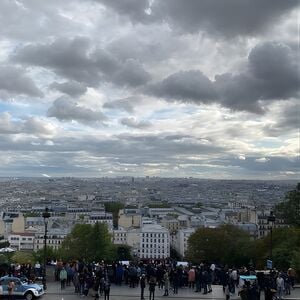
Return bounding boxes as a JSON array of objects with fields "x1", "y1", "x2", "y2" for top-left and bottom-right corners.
[{"x1": 0, "y1": 0, "x2": 299, "y2": 299}]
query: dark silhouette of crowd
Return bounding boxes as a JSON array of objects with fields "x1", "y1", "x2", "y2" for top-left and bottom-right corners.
[{"x1": 52, "y1": 259, "x2": 297, "y2": 300}]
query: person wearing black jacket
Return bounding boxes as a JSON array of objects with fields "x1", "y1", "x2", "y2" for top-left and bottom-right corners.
[
  {"x1": 149, "y1": 276, "x2": 156, "y2": 300},
  {"x1": 140, "y1": 274, "x2": 146, "y2": 300}
]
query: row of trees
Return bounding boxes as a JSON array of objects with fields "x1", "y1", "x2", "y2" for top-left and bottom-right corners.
[
  {"x1": 187, "y1": 183, "x2": 300, "y2": 272},
  {"x1": 186, "y1": 225, "x2": 300, "y2": 271}
]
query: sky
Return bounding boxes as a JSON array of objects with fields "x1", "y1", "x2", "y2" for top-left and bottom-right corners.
[{"x1": 0, "y1": 0, "x2": 299, "y2": 179}]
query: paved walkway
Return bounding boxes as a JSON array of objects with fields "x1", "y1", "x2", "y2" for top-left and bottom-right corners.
[{"x1": 42, "y1": 281, "x2": 300, "y2": 300}]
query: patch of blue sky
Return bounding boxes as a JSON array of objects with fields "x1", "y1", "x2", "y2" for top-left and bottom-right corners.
[
  {"x1": 0, "y1": 101, "x2": 14, "y2": 112},
  {"x1": 254, "y1": 140, "x2": 282, "y2": 148},
  {"x1": 0, "y1": 100, "x2": 47, "y2": 118},
  {"x1": 149, "y1": 107, "x2": 182, "y2": 120}
]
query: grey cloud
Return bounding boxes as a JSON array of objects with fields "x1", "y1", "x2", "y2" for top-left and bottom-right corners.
[
  {"x1": 264, "y1": 102, "x2": 300, "y2": 136},
  {"x1": 248, "y1": 42, "x2": 299, "y2": 99},
  {"x1": 147, "y1": 70, "x2": 217, "y2": 103},
  {"x1": 0, "y1": 66, "x2": 43, "y2": 98},
  {"x1": 147, "y1": 42, "x2": 299, "y2": 113},
  {"x1": 93, "y1": 49, "x2": 120, "y2": 76},
  {"x1": 120, "y1": 117, "x2": 152, "y2": 129},
  {"x1": 13, "y1": 37, "x2": 151, "y2": 88},
  {"x1": 0, "y1": 132, "x2": 222, "y2": 158},
  {"x1": 215, "y1": 41, "x2": 299, "y2": 113},
  {"x1": 0, "y1": 113, "x2": 21, "y2": 134},
  {"x1": 13, "y1": 37, "x2": 101, "y2": 85},
  {"x1": 93, "y1": 0, "x2": 298, "y2": 37},
  {"x1": 50, "y1": 81, "x2": 87, "y2": 97},
  {"x1": 112, "y1": 59, "x2": 151, "y2": 87},
  {"x1": 23, "y1": 117, "x2": 56, "y2": 136},
  {"x1": 106, "y1": 29, "x2": 185, "y2": 64},
  {"x1": 214, "y1": 73, "x2": 265, "y2": 114},
  {"x1": 151, "y1": 0, "x2": 299, "y2": 37},
  {"x1": 218, "y1": 156, "x2": 300, "y2": 173},
  {"x1": 103, "y1": 98, "x2": 136, "y2": 113},
  {"x1": 0, "y1": 132, "x2": 298, "y2": 178},
  {"x1": 0, "y1": 113, "x2": 55, "y2": 136},
  {"x1": 94, "y1": 0, "x2": 151, "y2": 23},
  {"x1": 0, "y1": 0, "x2": 81, "y2": 41},
  {"x1": 47, "y1": 97, "x2": 107, "y2": 124}
]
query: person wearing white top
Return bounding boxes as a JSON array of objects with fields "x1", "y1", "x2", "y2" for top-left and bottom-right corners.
[{"x1": 276, "y1": 274, "x2": 285, "y2": 300}]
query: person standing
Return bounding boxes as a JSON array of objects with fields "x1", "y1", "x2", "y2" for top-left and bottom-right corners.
[
  {"x1": 172, "y1": 269, "x2": 179, "y2": 294},
  {"x1": 60, "y1": 266, "x2": 67, "y2": 290},
  {"x1": 8, "y1": 280, "x2": 15, "y2": 300},
  {"x1": 276, "y1": 274, "x2": 285, "y2": 300},
  {"x1": 149, "y1": 276, "x2": 156, "y2": 300},
  {"x1": 188, "y1": 267, "x2": 195, "y2": 289},
  {"x1": 104, "y1": 277, "x2": 111, "y2": 300},
  {"x1": 225, "y1": 284, "x2": 230, "y2": 300},
  {"x1": 163, "y1": 272, "x2": 170, "y2": 296},
  {"x1": 140, "y1": 274, "x2": 146, "y2": 300}
]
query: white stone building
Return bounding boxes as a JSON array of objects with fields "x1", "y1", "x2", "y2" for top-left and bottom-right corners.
[
  {"x1": 140, "y1": 224, "x2": 170, "y2": 259},
  {"x1": 112, "y1": 224, "x2": 170, "y2": 259},
  {"x1": 34, "y1": 228, "x2": 70, "y2": 251},
  {"x1": 8, "y1": 232, "x2": 35, "y2": 251},
  {"x1": 173, "y1": 228, "x2": 195, "y2": 258}
]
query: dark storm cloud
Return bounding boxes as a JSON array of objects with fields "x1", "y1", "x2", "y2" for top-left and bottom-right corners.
[
  {"x1": 13, "y1": 37, "x2": 151, "y2": 88},
  {"x1": 215, "y1": 42, "x2": 299, "y2": 113},
  {"x1": 50, "y1": 81, "x2": 87, "y2": 97},
  {"x1": 147, "y1": 42, "x2": 299, "y2": 113},
  {"x1": 47, "y1": 97, "x2": 107, "y2": 124},
  {"x1": 147, "y1": 70, "x2": 217, "y2": 103},
  {"x1": 120, "y1": 117, "x2": 152, "y2": 129},
  {"x1": 0, "y1": 66, "x2": 43, "y2": 98},
  {"x1": 151, "y1": 0, "x2": 299, "y2": 37},
  {"x1": 248, "y1": 42, "x2": 299, "y2": 99},
  {"x1": 13, "y1": 37, "x2": 101, "y2": 85},
  {"x1": 93, "y1": 0, "x2": 299, "y2": 38},
  {"x1": 112, "y1": 59, "x2": 151, "y2": 87}
]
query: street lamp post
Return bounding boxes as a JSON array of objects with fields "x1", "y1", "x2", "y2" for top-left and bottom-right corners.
[
  {"x1": 267, "y1": 211, "x2": 276, "y2": 263},
  {"x1": 42, "y1": 207, "x2": 51, "y2": 291}
]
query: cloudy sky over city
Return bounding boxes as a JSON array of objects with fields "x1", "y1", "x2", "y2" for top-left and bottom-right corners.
[{"x1": 0, "y1": 0, "x2": 299, "y2": 179}]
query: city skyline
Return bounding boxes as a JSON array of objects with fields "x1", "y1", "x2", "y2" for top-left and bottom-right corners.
[{"x1": 0, "y1": 0, "x2": 299, "y2": 179}]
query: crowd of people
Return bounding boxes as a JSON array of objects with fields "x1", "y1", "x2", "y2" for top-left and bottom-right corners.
[{"x1": 52, "y1": 260, "x2": 298, "y2": 300}]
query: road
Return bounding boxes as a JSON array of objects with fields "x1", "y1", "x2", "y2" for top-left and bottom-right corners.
[{"x1": 41, "y1": 281, "x2": 300, "y2": 300}]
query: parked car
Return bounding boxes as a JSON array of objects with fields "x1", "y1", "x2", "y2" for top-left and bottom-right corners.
[{"x1": 0, "y1": 275, "x2": 44, "y2": 300}]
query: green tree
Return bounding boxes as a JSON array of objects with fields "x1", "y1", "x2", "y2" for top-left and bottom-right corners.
[
  {"x1": 104, "y1": 202, "x2": 125, "y2": 228},
  {"x1": 59, "y1": 223, "x2": 113, "y2": 262},
  {"x1": 291, "y1": 251, "x2": 300, "y2": 278},
  {"x1": 186, "y1": 225, "x2": 254, "y2": 266},
  {"x1": 114, "y1": 245, "x2": 132, "y2": 261},
  {"x1": 60, "y1": 224, "x2": 92, "y2": 261},
  {"x1": 275, "y1": 183, "x2": 300, "y2": 226},
  {"x1": 34, "y1": 247, "x2": 58, "y2": 264},
  {"x1": 11, "y1": 251, "x2": 35, "y2": 264},
  {"x1": 87, "y1": 222, "x2": 112, "y2": 262},
  {"x1": 0, "y1": 254, "x2": 9, "y2": 265},
  {"x1": 255, "y1": 227, "x2": 300, "y2": 270}
]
